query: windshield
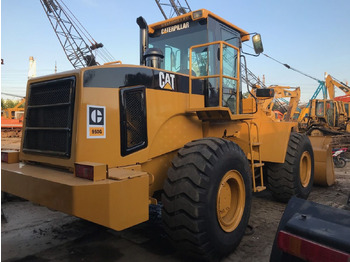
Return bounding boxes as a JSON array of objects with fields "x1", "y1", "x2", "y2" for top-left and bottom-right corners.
[{"x1": 149, "y1": 20, "x2": 207, "y2": 74}]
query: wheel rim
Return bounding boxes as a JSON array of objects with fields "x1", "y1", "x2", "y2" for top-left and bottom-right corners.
[
  {"x1": 216, "y1": 170, "x2": 245, "y2": 232},
  {"x1": 310, "y1": 129, "x2": 323, "y2": 136},
  {"x1": 299, "y1": 151, "x2": 312, "y2": 187}
]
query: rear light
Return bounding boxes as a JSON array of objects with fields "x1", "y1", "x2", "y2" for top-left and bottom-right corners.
[
  {"x1": 278, "y1": 231, "x2": 350, "y2": 262},
  {"x1": 1, "y1": 151, "x2": 19, "y2": 164},
  {"x1": 75, "y1": 164, "x2": 94, "y2": 180},
  {"x1": 74, "y1": 162, "x2": 107, "y2": 181}
]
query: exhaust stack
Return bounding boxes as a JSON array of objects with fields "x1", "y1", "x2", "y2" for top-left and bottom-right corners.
[{"x1": 136, "y1": 16, "x2": 149, "y2": 66}]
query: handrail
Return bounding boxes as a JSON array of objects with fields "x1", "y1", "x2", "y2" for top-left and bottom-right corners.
[{"x1": 188, "y1": 40, "x2": 240, "y2": 112}]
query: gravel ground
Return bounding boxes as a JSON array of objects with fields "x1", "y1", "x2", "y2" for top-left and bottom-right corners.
[{"x1": 1, "y1": 138, "x2": 350, "y2": 262}]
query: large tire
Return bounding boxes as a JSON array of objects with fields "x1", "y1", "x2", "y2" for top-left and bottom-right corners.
[
  {"x1": 266, "y1": 132, "x2": 314, "y2": 202},
  {"x1": 162, "y1": 137, "x2": 252, "y2": 260}
]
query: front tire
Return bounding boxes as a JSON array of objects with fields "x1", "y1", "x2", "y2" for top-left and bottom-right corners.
[
  {"x1": 162, "y1": 138, "x2": 252, "y2": 260},
  {"x1": 266, "y1": 132, "x2": 314, "y2": 202}
]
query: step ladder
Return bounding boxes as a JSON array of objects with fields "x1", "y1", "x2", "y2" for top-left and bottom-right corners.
[{"x1": 243, "y1": 121, "x2": 266, "y2": 192}]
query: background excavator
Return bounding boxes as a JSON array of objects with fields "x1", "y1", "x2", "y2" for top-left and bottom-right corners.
[
  {"x1": 1, "y1": 93, "x2": 25, "y2": 138},
  {"x1": 298, "y1": 73, "x2": 350, "y2": 134},
  {"x1": 252, "y1": 85, "x2": 301, "y2": 122}
]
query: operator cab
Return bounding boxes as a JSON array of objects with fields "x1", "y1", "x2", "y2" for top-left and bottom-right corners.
[
  {"x1": 148, "y1": 10, "x2": 244, "y2": 74},
  {"x1": 144, "y1": 10, "x2": 263, "y2": 119},
  {"x1": 312, "y1": 99, "x2": 337, "y2": 127}
]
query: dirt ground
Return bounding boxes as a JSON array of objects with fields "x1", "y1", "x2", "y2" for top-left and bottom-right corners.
[
  {"x1": 1, "y1": 138, "x2": 350, "y2": 262},
  {"x1": 1, "y1": 138, "x2": 21, "y2": 151}
]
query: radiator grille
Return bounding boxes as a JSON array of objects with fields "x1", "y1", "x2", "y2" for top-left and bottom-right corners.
[
  {"x1": 23, "y1": 77, "x2": 76, "y2": 158},
  {"x1": 120, "y1": 86, "x2": 147, "y2": 156}
]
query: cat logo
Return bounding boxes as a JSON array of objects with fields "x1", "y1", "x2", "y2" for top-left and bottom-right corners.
[
  {"x1": 89, "y1": 108, "x2": 104, "y2": 125},
  {"x1": 87, "y1": 105, "x2": 106, "y2": 139},
  {"x1": 159, "y1": 71, "x2": 175, "y2": 90}
]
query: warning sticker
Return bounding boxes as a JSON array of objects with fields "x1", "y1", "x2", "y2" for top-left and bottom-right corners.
[{"x1": 87, "y1": 105, "x2": 106, "y2": 139}]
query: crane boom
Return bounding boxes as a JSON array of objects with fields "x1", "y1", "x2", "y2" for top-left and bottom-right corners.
[
  {"x1": 40, "y1": 0, "x2": 102, "y2": 69},
  {"x1": 1, "y1": 93, "x2": 25, "y2": 99},
  {"x1": 155, "y1": 0, "x2": 191, "y2": 19},
  {"x1": 241, "y1": 64, "x2": 267, "y2": 89}
]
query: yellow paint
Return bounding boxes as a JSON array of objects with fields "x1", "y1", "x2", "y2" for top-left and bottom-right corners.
[
  {"x1": 2, "y1": 162, "x2": 149, "y2": 231},
  {"x1": 163, "y1": 82, "x2": 172, "y2": 90},
  {"x1": 325, "y1": 73, "x2": 350, "y2": 100},
  {"x1": 4, "y1": 34, "x2": 322, "y2": 235},
  {"x1": 1, "y1": 151, "x2": 19, "y2": 164},
  {"x1": 242, "y1": 97, "x2": 256, "y2": 114},
  {"x1": 306, "y1": 99, "x2": 348, "y2": 132},
  {"x1": 309, "y1": 136, "x2": 335, "y2": 186},
  {"x1": 297, "y1": 107, "x2": 310, "y2": 122},
  {"x1": 252, "y1": 86, "x2": 300, "y2": 122},
  {"x1": 108, "y1": 167, "x2": 147, "y2": 181},
  {"x1": 148, "y1": 9, "x2": 250, "y2": 42},
  {"x1": 89, "y1": 127, "x2": 105, "y2": 137},
  {"x1": 2, "y1": 98, "x2": 25, "y2": 120},
  {"x1": 74, "y1": 162, "x2": 107, "y2": 182},
  {"x1": 189, "y1": 41, "x2": 240, "y2": 112},
  {"x1": 299, "y1": 151, "x2": 312, "y2": 187},
  {"x1": 216, "y1": 170, "x2": 245, "y2": 232}
]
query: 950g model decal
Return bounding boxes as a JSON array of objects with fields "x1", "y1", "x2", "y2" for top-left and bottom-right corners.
[{"x1": 87, "y1": 105, "x2": 106, "y2": 139}]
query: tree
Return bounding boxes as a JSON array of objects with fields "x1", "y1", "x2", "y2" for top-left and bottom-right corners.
[{"x1": 1, "y1": 99, "x2": 17, "y2": 109}]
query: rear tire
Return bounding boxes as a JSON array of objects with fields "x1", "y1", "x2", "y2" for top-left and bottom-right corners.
[
  {"x1": 334, "y1": 157, "x2": 346, "y2": 168},
  {"x1": 266, "y1": 132, "x2": 314, "y2": 202},
  {"x1": 162, "y1": 137, "x2": 252, "y2": 260}
]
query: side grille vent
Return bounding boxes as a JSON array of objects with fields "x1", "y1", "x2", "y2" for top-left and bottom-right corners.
[
  {"x1": 120, "y1": 86, "x2": 147, "y2": 156},
  {"x1": 23, "y1": 77, "x2": 76, "y2": 158}
]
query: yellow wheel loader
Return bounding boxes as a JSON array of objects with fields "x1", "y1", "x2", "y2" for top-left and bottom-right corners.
[{"x1": 1, "y1": 9, "x2": 328, "y2": 260}]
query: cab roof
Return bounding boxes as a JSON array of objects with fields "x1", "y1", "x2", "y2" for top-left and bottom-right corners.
[{"x1": 149, "y1": 9, "x2": 250, "y2": 42}]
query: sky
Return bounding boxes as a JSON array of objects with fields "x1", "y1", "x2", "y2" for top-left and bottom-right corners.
[{"x1": 1, "y1": 0, "x2": 350, "y2": 102}]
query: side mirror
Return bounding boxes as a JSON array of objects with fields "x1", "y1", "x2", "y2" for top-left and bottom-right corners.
[{"x1": 252, "y1": 34, "x2": 264, "y2": 54}]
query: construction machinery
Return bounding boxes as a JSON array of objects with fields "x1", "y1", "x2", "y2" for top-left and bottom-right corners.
[
  {"x1": 1, "y1": 93, "x2": 25, "y2": 120},
  {"x1": 335, "y1": 95, "x2": 350, "y2": 103},
  {"x1": 343, "y1": 101, "x2": 350, "y2": 119},
  {"x1": 298, "y1": 74, "x2": 350, "y2": 133},
  {"x1": 1, "y1": 93, "x2": 25, "y2": 137},
  {"x1": 1, "y1": 118, "x2": 23, "y2": 138},
  {"x1": 296, "y1": 83, "x2": 326, "y2": 122},
  {"x1": 155, "y1": 0, "x2": 191, "y2": 20},
  {"x1": 252, "y1": 85, "x2": 301, "y2": 122},
  {"x1": 40, "y1": 0, "x2": 115, "y2": 69},
  {"x1": 305, "y1": 98, "x2": 350, "y2": 135},
  {"x1": 2, "y1": 9, "x2": 331, "y2": 259},
  {"x1": 325, "y1": 73, "x2": 350, "y2": 100}
]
